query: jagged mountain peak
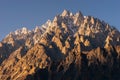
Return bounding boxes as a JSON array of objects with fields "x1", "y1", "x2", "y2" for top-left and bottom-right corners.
[
  {"x1": 75, "y1": 11, "x2": 83, "y2": 17},
  {"x1": 12, "y1": 27, "x2": 31, "y2": 35},
  {"x1": 61, "y1": 9, "x2": 71, "y2": 17},
  {"x1": 2, "y1": 10, "x2": 120, "y2": 47},
  {"x1": 61, "y1": 10, "x2": 83, "y2": 18},
  {"x1": 0, "y1": 10, "x2": 120, "y2": 80},
  {"x1": 33, "y1": 20, "x2": 51, "y2": 33}
]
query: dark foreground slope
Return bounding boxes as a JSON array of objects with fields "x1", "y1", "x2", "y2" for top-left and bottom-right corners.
[{"x1": 0, "y1": 10, "x2": 120, "y2": 80}]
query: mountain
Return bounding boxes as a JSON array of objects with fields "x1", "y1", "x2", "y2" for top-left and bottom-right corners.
[{"x1": 0, "y1": 10, "x2": 120, "y2": 80}]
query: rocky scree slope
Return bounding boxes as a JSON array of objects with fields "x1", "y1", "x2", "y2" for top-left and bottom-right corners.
[{"x1": 0, "y1": 10, "x2": 120, "y2": 80}]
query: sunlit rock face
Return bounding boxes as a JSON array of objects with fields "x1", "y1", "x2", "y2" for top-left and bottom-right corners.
[{"x1": 0, "y1": 10, "x2": 120, "y2": 80}]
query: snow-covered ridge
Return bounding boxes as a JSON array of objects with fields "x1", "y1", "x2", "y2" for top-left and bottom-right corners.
[
  {"x1": 6, "y1": 19, "x2": 52, "y2": 37},
  {"x1": 6, "y1": 10, "x2": 83, "y2": 38},
  {"x1": 33, "y1": 20, "x2": 51, "y2": 33},
  {"x1": 15, "y1": 27, "x2": 31, "y2": 35},
  {"x1": 3, "y1": 10, "x2": 120, "y2": 47},
  {"x1": 7, "y1": 27, "x2": 31, "y2": 36}
]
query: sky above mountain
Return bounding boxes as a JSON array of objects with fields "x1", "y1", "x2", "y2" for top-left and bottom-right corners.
[{"x1": 0, "y1": 0, "x2": 120, "y2": 41}]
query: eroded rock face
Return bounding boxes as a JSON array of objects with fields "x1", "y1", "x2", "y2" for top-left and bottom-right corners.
[{"x1": 0, "y1": 10, "x2": 120, "y2": 80}]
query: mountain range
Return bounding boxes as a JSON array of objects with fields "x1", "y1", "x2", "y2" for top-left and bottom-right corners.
[{"x1": 0, "y1": 10, "x2": 120, "y2": 80}]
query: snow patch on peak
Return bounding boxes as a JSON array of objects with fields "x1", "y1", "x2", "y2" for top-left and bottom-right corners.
[
  {"x1": 21, "y1": 27, "x2": 31, "y2": 34},
  {"x1": 42, "y1": 20, "x2": 51, "y2": 29},
  {"x1": 75, "y1": 11, "x2": 83, "y2": 17},
  {"x1": 44, "y1": 20, "x2": 51, "y2": 27},
  {"x1": 84, "y1": 16, "x2": 87, "y2": 18},
  {"x1": 6, "y1": 27, "x2": 31, "y2": 38},
  {"x1": 14, "y1": 27, "x2": 31, "y2": 35},
  {"x1": 34, "y1": 26, "x2": 41, "y2": 33},
  {"x1": 61, "y1": 9, "x2": 70, "y2": 17},
  {"x1": 33, "y1": 20, "x2": 52, "y2": 33}
]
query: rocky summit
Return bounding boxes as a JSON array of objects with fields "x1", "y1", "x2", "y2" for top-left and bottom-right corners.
[{"x1": 0, "y1": 10, "x2": 120, "y2": 80}]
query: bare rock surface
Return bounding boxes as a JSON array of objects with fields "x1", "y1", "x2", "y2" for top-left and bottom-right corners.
[{"x1": 0, "y1": 10, "x2": 120, "y2": 80}]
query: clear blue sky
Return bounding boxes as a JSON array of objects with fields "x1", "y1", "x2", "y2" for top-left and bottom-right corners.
[{"x1": 0, "y1": 0, "x2": 120, "y2": 40}]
